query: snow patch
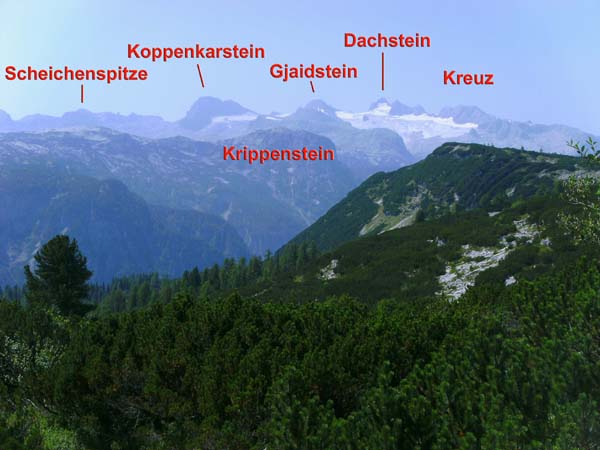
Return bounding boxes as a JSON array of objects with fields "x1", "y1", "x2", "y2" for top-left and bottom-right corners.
[
  {"x1": 336, "y1": 106, "x2": 478, "y2": 140},
  {"x1": 210, "y1": 113, "x2": 258, "y2": 124}
]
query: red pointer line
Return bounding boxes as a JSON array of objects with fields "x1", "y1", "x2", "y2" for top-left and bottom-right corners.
[
  {"x1": 381, "y1": 52, "x2": 385, "y2": 91},
  {"x1": 310, "y1": 80, "x2": 315, "y2": 93},
  {"x1": 196, "y1": 64, "x2": 205, "y2": 88},
  {"x1": 81, "y1": 84, "x2": 84, "y2": 103}
]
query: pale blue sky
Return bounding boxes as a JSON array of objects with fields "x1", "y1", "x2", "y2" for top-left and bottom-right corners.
[{"x1": 1, "y1": 0, "x2": 599, "y2": 133}]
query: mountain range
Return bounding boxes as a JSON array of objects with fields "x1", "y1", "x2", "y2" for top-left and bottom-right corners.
[
  {"x1": 0, "y1": 127, "x2": 355, "y2": 284},
  {"x1": 249, "y1": 144, "x2": 594, "y2": 304},
  {"x1": 1, "y1": 96, "x2": 596, "y2": 176},
  {"x1": 0, "y1": 167, "x2": 248, "y2": 284},
  {"x1": 1, "y1": 96, "x2": 597, "y2": 285}
]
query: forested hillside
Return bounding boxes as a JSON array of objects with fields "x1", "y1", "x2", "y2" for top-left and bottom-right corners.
[
  {"x1": 0, "y1": 167, "x2": 249, "y2": 284},
  {"x1": 2, "y1": 257, "x2": 600, "y2": 448},
  {"x1": 290, "y1": 143, "x2": 587, "y2": 251},
  {"x1": 2, "y1": 141, "x2": 600, "y2": 448}
]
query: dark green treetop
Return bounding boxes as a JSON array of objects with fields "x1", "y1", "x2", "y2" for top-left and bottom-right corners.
[{"x1": 24, "y1": 235, "x2": 93, "y2": 316}]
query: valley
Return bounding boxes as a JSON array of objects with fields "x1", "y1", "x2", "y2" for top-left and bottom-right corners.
[
  {"x1": 3, "y1": 2, "x2": 600, "y2": 448},
  {"x1": 3, "y1": 125, "x2": 600, "y2": 450},
  {"x1": 0, "y1": 127, "x2": 355, "y2": 269}
]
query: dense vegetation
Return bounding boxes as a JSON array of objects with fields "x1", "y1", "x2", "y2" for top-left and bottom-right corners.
[
  {"x1": 2, "y1": 143, "x2": 600, "y2": 448},
  {"x1": 2, "y1": 253, "x2": 600, "y2": 448},
  {"x1": 86, "y1": 195, "x2": 587, "y2": 309},
  {"x1": 246, "y1": 196, "x2": 587, "y2": 304},
  {"x1": 291, "y1": 143, "x2": 582, "y2": 251},
  {"x1": 89, "y1": 241, "x2": 320, "y2": 313}
]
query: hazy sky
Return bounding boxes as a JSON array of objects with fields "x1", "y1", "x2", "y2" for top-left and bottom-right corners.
[{"x1": 1, "y1": 0, "x2": 599, "y2": 133}]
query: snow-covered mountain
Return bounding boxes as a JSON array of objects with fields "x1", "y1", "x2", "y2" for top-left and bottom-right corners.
[
  {"x1": 337, "y1": 99, "x2": 478, "y2": 139},
  {"x1": 334, "y1": 99, "x2": 597, "y2": 158},
  {"x1": 1, "y1": 96, "x2": 596, "y2": 172},
  {"x1": 245, "y1": 100, "x2": 415, "y2": 179}
]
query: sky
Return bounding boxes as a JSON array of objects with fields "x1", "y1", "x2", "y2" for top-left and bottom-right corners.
[{"x1": 0, "y1": 0, "x2": 599, "y2": 133}]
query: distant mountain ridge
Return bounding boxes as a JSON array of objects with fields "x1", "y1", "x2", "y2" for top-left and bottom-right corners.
[
  {"x1": 178, "y1": 97, "x2": 256, "y2": 131},
  {"x1": 0, "y1": 127, "x2": 355, "y2": 256},
  {"x1": 368, "y1": 98, "x2": 426, "y2": 116},
  {"x1": 336, "y1": 100, "x2": 598, "y2": 158},
  {"x1": 246, "y1": 100, "x2": 415, "y2": 178},
  {"x1": 0, "y1": 168, "x2": 249, "y2": 284},
  {"x1": 437, "y1": 105, "x2": 495, "y2": 124},
  {"x1": 2, "y1": 96, "x2": 594, "y2": 176}
]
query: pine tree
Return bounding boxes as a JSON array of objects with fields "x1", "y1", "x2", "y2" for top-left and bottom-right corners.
[
  {"x1": 24, "y1": 235, "x2": 93, "y2": 316},
  {"x1": 189, "y1": 267, "x2": 201, "y2": 288}
]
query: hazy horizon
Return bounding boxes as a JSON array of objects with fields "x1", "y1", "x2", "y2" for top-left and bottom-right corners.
[{"x1": 1, "y1": 0, "x2": 599, "y2": 134}]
